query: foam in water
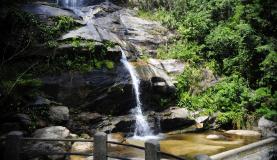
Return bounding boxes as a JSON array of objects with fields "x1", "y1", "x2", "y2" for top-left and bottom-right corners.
[{"x1": 120, "y1": 48, "x2": 153, "y2": 138}]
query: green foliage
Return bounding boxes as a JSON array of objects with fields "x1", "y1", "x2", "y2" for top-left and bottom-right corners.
[
  {"x1": 205, "y1": 24, "x2": 242, "y2": 59},
  {"x1": 176, "y1": 65, "x2": 205, "y2": 94},
  {"x1": 260, "y1": 51, "x2": 277, "y2": 90},
  {"x1": 136, "y1": 0, "x2": 277, "y2": 124},
  {"x1": 178, "y1": 10, "x2": 213, "y2": 41},
  {"x1": 37, "y1": 16, "x2": 78, "y2": 42},
  {"x1": 178, "y1": 74, "x2": 253, "y2": 128},
  {"x1": 37, "y1": 55, "x2": 115, "y2": 75},
  {"x1": 138, "y1": 8, "x2": 177, "y2": 29},
  {"x1": 253, "y1": 88, "x2": 277, "y2": 121},
  {"x1": 70, "y1": 38, "x2": 96, "y2": 52},
  {"x1": 103, "y1": 60, "x2": 115, "y2": 70},
  {"x1": 157, "y1": 40, "x2": 203, "y2": 62}
]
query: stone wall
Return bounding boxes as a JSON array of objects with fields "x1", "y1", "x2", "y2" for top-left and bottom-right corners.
[{"x1": 210, "y1": 137, "x2": 277, "y2": 160}]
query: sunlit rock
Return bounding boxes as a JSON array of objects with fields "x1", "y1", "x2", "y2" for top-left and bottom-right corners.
[
  {"x1": 225, "y1": 130, "x2": 261, "y2": 137},
  {"x1": 206, "y1": 134, "x2": 226, "y2": 140}
]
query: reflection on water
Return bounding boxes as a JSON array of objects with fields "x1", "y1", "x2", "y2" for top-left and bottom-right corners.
[{"x1": 108, "y1": 131, "x2": 260, "y2": 159}]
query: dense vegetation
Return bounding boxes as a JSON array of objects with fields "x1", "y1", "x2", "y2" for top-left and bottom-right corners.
[{"x1": 135, "y1": 0, "x2": 277, "y2": 128}]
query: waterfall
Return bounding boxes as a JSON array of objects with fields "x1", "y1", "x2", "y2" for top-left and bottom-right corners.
[
  {"x1": 120, "y1": 48, "x2": 153, "y2": 137},
  {"x1": 57, "y1": 0, "x2": 83, "y2": 9}
]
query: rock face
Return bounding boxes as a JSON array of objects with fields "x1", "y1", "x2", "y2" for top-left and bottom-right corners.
[
  {"x1": 41, "y1": 66, "x2": 136, "y2": 115},
  {"x1": 134, "y1": 59, "x2": 185, "y2": 110},
  {"x1": 49, "y1": 106, "x2": 70, "y2": 123},
  {"x1": 61, "y1": 2, "x2": 172, "y2": 56},
  {"x1": 225, "y1": 130, "x2": 261, "y2": 137},
  {"x1": 21, "y1": 2, "x2": 176, "y2": 115},
  {"x1": 148, "y1": 59, "x2": 185, "y2": 75},
  {"x1": 258, "y1": 116, "x2": 277, "y2": 137},
  {"x1": 22, "y1": 4, "x2": 79, "y2": 18},
  {"x1": 41, "y1": 61, "x2": 177, "y2": 115}
]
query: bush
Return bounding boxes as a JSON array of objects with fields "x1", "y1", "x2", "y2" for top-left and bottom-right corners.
[
  {"x1": 178, "y1": 10, "x2": 213, "y2": 41},
  {"x1": 205, "y1": 24, "x2": 242, "y2": 59},
  {"x1": 157, "y1": 40, "x2": 204, "y2": 62},
  {"x1": 138, "y1": 8, "x2": 177, "y2": 29},
  {"x1": 260, "y1": 51, "x2": 277, "y2": 90},
  {"x1": 177, "y1": 74, "x2": 255, "y2": 128}
]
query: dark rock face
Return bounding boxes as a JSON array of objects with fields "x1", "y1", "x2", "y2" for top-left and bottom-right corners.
[
  {"x1": 22, "y1": 4, "x2": 79, "y2": 19},
  {"x1": 40, "y1": 60, "x2": 178, "y2": 115},
  {"x1": 41, "y1": 64, "x2": 137, "y2": 115},
  {"x1": 110, "y1": 115, "x2": 136, "y2": 133}
]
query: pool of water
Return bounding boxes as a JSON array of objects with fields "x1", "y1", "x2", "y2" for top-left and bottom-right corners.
[{"x1": 108, "y1": 131, "x2": 261, "y2": 159}]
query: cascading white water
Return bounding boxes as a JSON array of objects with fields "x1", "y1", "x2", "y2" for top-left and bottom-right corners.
[
  {"x1": 57, "y1": 0, "x2": 83, "y2": 9},
  {"x1": 120, "y1": 48, "x2": 153, "y2": 138}
]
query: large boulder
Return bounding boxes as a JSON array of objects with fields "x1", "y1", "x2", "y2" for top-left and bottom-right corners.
[
  {"x1": 33, "y1": 126, "x2": 70, "y2": 139},
  {"x1": 26, "y1": 142, "x2": 67, "y2": 160},
  {"x1": 49, "y1": 106, "x2": 70, "y2": 123},
  {"x1": 158, "y1": 107, "x2": 195, "y2": 132},
  {"x1": 194, "y1": 115, "x2": 217, "y2": 130},
  {"x1": 70, "y1": 142, "x2": 93, "y2": 160},
  {"x1": 24, "y1": 126, "x2": 72, "y2": 160},
  {"x1": 258, "y1": 116, "x2": 277, "y2": 137}
]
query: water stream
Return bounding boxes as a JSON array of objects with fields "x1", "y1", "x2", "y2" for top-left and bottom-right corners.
[{"x1": 120, "y1": 48, "x2": 154, "y2": 138}]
